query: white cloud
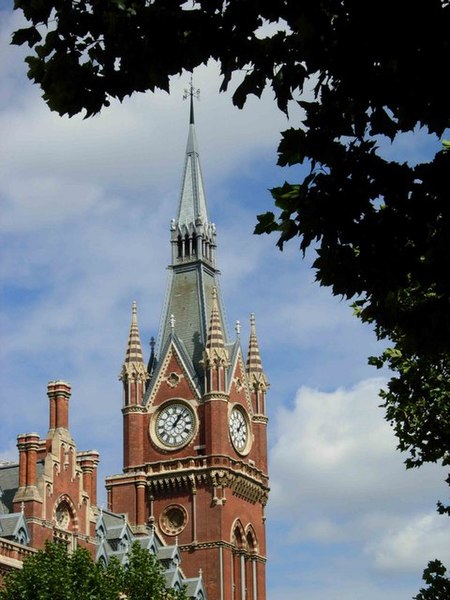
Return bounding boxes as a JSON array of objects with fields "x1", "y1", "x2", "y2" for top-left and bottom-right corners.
[
  {"x1": 268, "y1": 378, "x2": 449, "y2": 569},
  {"x1": 367, "y1": 512, "x2": 450, "y2": 573},
  {"x1": 1, "y1": 176, "x2": 108, "y2": 232}
]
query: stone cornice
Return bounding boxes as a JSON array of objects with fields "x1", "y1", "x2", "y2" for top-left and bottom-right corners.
[
  {"x1": 106, "y1": 454, "x2": 269, "y2": 505},
  {"x1": 252, "y1": 415, "x2": 269, "y2": 425},
  {"x1": 179, "y1": 540, "x2": 266, "y2": 563},
  {"x1": 122, "y1": 405, "x2": 146, "y2": 415},
  {"x1": 202, "y1": 392, "x2": 229, "y2": 402},
  {"x1": 147, "y1": 465, "x2": 269, "y2": 506}
]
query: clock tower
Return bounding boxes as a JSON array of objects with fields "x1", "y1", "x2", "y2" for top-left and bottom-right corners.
[{"x1": 106, "y1": 97, "x2": 269, "y2": 600}]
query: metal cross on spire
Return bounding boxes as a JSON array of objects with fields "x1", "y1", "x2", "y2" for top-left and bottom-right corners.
[{"x1": 183, "y1": 75, "x2": 200, "y2": 124}]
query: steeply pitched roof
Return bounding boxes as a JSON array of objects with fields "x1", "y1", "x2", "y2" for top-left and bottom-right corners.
[
  {"x1": 150, "y1": 107, "x2": 229, "y2": 388},
  {"x1": 0, "y1": 463, "x2": 19, "y2": 514},
  {"x1": 0, "y1": 511, "x2": 30, "y2": 545}
]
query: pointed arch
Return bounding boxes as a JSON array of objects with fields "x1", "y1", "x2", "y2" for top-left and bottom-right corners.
[
  {"x1": 244, "y1": 524, "x2": 259, "y2": 600},
  {"x1": 53, "y1": 493, "x2": 78, "y2": 532},
  {"x1": 245, "y1": 524, "x2": 258, "y2": 554},
  {"x1": 231, "y1": 519, "x2": 246, "y2": 599},
  {"x1": 230, "y1": 518, "x2": 245, "y2": 550},
  {"x1": 177, "y1": 234, "x2": 183, "y2": 258}
]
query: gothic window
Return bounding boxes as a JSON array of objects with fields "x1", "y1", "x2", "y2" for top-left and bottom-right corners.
[
  {"x1": 15, "y1": 527, "x2": 28, "y2": 545},
  {"x1": 231, "y1": 521, "x2": 246, "y2": 600},
  {"x1": 245, "y1": 526, "x2": 258, "y2": 554},
  {"x1": 120, "y1": 538, "x2": 129, "y2": 551},
  {"x1": 98, "y1": 555, "x2": 107, "y2": 567},
  {"x1": 97, "y1": 526, "x2": 105, "y2": 542}
]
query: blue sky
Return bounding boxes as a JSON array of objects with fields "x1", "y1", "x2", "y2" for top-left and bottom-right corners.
[{"x1": 1, "y1": 7, "x2": 449, "y2": 599}]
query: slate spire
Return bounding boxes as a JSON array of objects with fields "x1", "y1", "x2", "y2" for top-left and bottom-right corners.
[
  {"x1": 176, "y1": 81, "x2": 209, "y2": 236},
  {"x1": 153, "y1": 95, "x2": 228, "y2": 386}
]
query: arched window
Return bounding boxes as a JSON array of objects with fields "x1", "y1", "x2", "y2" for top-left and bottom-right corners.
[
  {"x1": 245, "y1": 525, "x2": 258, "y2": 600},
  {"x1": 245, "y1": 525, "x2": 258, "y2": 554},
  {"x1": 231, "y1": 520, "x2": 246, "y2": 599}
]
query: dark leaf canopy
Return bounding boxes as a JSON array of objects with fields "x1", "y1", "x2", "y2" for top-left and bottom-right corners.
[{"x1": 12, "y1": 0, "x2": 450, "y2": 507}]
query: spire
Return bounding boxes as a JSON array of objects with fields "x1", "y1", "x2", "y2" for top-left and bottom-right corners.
[
  {"x1": 176, "y1": 80, "x2": 209, "y2": 235},
  {"x1": 246, "y1": 313, "x2": 269, "y2": 392},
  {"x1": 120, "y1": 301, "x2": 148, "y2": 385},
  {"x1": 152, "y1": 95, "x2": 228, "y2": 386}
]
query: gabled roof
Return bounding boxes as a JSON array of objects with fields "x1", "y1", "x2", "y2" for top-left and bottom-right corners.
[
  {"x1": 0, "y1": 463, "x2": 19, "y2": 514},
  {"x1": 94, "y1": 510, "x2": 206, "y2": 597},
  {"x1": 157, "y1": 543, "x2": 180, "y2": 568},
  {"x1": 0, "y1": 511, "x2": 30, "y2": 545},
  {"x1": 184, "y1": 576, "x2": 207, "y2": 600},
  {"x1": 144, "y1": 333, "x2": 202, "y2": 405}
]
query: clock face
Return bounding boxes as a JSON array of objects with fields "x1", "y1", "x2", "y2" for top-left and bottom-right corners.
[
  {"x1": 156, "y1": 403, "x2": 195, "y2": 448},
  {"x1": 229, "y1": 407, "x2": 249, "y2": 452}
]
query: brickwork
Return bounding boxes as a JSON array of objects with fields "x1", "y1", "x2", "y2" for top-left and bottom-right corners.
[
  {"x1": 7, "y1": 382, "x2": 98, "y2": 559},
  {"x1": 109, "y1": 108, "x2": 270, "y2": 599}
]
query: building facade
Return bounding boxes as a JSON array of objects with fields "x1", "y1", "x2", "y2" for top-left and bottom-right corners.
[
  {"x1": 0, "y1": 381, "x2": 99, "y2": 573},
  {"x1": 0, "y1": 100, "x2": 269, "y2": 600},
  {"x1": 107, "y1": 100, "x2": 270, "y2": 600}
]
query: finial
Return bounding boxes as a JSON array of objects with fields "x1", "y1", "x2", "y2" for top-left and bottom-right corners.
[
  {"x1": 250, "y1": 312, "x2": 256, "y2": 328},
  {"x1": 170, "y1": 314, "x2": 176, "y2": 330},
  {"x1": 183, "y1": 75, "x2": 200, "y2": 125},
  {"x1": 235, "y1": 320, "x2": 241, "y2": 336},
  {"x1": 20, "y1": 501, "x2": 25, "y2": 513},
  {"x1": 150, "y1": 336, "x2": 155, "y2": 351},
  {"x1": 199, "y1": 568, "x2": 203, "y2": 578},
  {"x1": 175, "y1": 535, "x2": 179, "y2": 546},
  {"x1": 132, "y1": 300, "x2": 137, "y2": 315}
]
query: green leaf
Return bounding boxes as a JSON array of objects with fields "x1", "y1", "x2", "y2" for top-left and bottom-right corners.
[{"x1": 11, "y1": 26, "x2": 42, "y2": 47}]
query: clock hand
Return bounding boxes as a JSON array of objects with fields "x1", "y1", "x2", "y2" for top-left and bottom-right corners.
[{"x1": 172, "y1": 410, "x2": 188, "y2": 429}]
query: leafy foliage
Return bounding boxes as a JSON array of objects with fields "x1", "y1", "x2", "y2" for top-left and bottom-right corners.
[
  {"x1": 11, "y1": 0, "x2": 450, "y2": 580},
  {"x1": 414, "y1": 560, "x2": 450, "y2": 600},
  {"x1": 0, "y1": 541, "x2": 187, "y2": 600}
]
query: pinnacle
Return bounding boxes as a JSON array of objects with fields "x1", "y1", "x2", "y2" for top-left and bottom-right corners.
[
  {"x1": 246, "y1": 313, "x2": 268, "y2": 389},
  {"x1": 124, "y1": 300, "x2": 144, "y2": 365},
  {"x1": 206, "y1": 288, "x2": 225, "y2": 351}
]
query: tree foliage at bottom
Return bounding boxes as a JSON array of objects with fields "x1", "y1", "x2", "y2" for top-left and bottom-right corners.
[{"x1": 0, "y1": 541, "x2": 187, "y2": 600}]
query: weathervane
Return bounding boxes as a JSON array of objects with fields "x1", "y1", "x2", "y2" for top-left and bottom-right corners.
[
  {"x1": 183, "y1": 75, "x2": 200, "y2": 124},
  {"x1": 183, "y1": 75, "x2": 200, "y2": 103}
]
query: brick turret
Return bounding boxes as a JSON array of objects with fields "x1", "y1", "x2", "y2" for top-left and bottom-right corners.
[{"x1": 121, "y1": 301, "x2": 148, "y2": 470}]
